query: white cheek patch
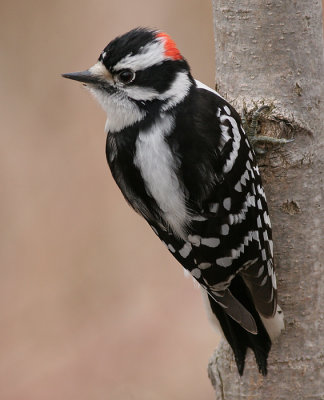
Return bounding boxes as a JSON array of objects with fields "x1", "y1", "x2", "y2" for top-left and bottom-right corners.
[{"x1": 124, "y1": 85, "x2": 159, "y2": 101}]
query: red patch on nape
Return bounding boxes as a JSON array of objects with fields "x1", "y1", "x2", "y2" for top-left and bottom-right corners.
[{"x1": 156, "y1": 32, "x2": 182, "y2": 61}]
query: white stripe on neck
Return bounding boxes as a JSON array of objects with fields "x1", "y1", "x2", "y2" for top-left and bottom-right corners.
[{"x1": 160, "y1": 72, "x2": 192, "y2": 110}]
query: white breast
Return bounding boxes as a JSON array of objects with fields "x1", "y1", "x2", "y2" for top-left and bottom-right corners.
[{"x1": 134, "y1": 115, "x2": 190, "y2": 239}]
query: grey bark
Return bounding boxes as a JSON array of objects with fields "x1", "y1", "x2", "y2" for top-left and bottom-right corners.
[{"x1": 209, "y1": 1, "x2": 324, "y2": 399}]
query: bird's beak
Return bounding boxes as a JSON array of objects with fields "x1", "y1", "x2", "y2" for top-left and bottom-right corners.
[
  {"x1": 61, "y1": 70, "x2": 100, "y2": 84},
  {"x1": 62, "y1": 62, "x2": 112, "y2": 85}
]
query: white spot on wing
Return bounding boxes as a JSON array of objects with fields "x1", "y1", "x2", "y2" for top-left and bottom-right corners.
[
  {"x1": 211, "y1": 229, "x2": 260, "y2": 270},
  {"x1": 241, "y1": 170, "x2": 250, "y2": 186},
  {"x1": 257, "y1": 185, "x2": 267, "y2": 199},
  {"x1": 168, "y1": 244, "x2": 176, "y2": 253},
  {"x1": 223, "y1": 197, "x2": 231, "y2": 211},
  {"x1": 179, "y1": 243, "x2": 192, "y2": 258},
  {"x1": 252, "y1": 231, "x2": 259, "y2": 241},
  {"x1": 218, "y1": 123, "x2": 231, "y2": 150},
  {"x1": 192, "y1": 215, "x2": 207, "y2": 221},
  {"x1": 251, "y1": 183, "x2": 256, "y2": 194},
  {"x1": 224, "y1": 105, "x2": 231, "y2": 115},
  {"x1": 227, "y1": 193, "x2": 256, "y2": 226},
  {"x1": 248, "y1": 194, "x2": 256, "y2": 207},
  {"x1": 257, "y1": 215, "x2": 262, "y2": 228},
  {"x1": 257, "y1": 198, "x2": 262, "y2": 210},
  {"x1": 269, "y1": 239, "x2": 274, "y2": 257},
  {"x1": 261, "y1": 249, "x2": 267, "y2": 261},
  {"x1": 199, "y1": 262, "x2": 212, "y2": 270},
  {"x1": 188, "y1": 235, "x2": 201, "y2": 246},
  {"x1": 201, "y1": 237, "x2": 220, "y2": 247},
  {"x1": 191, "y1": 268, "x2": 202, "y2": 279},
  {"x1": 221, "y1": 115, "x2": 241, "y2": 174},
  {"x1": 220, "y1": 224, "x2": 229, "y2": 235},
  {"x1": 234, "y1": 181, "x2": 242, "y2": 192},
  {"x1": 216, "y1": 257, "x2": 233, "y2": 267},
  {"x1": 263, "y1": 211, "x2": 271, "y2": 227}
]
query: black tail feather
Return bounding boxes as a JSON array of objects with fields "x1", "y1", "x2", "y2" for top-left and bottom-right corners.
[{"x1": 208, "y1": 275, "x2": 271, "y2": 375}]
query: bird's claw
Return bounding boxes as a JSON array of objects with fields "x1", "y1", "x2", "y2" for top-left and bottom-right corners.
[{"x1": 242, "y1": 105, "x2": 294, "y2": 153}]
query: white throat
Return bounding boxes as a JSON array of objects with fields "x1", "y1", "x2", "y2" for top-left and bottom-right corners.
[{"x1": 89, "y1": 87, "x2": 146, "y2": 133}]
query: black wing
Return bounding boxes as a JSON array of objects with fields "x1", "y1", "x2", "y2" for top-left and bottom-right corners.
[{"x1": 151, "y1": 84, "x2": 276, "y2": 333}]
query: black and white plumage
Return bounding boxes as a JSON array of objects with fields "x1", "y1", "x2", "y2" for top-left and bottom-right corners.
[{"x1": 63, "y1": 27, "x2": 284, "y2": 375}]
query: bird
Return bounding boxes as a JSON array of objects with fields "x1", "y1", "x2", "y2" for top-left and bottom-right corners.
[{"x1": 62, "y1": 27, "x2": 284, "y2": 375}]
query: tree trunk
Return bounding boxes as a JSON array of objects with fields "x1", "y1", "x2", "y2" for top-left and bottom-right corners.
[{"x1": 208, "y1": 1, "x2": 324, "y2": 399}]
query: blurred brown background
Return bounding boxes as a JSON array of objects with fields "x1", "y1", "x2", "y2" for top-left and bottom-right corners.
[
  {"x1": 0, "y1": 1, "x2": 218, "y2": 399},
  {"x1": 2, "y1": 2, "x2": 323, "y2": 399}
]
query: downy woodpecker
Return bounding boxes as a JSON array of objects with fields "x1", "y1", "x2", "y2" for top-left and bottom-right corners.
[{"x1": 63, "y1": 27, "x2": 284, "y2": 375}]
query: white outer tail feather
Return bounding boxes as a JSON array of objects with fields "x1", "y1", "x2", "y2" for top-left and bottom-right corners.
[
  {"x1": 200, "y1": 288, "x2": 285, "y2": 341},
  {"x1": 260, "y1": 305, "x2": 285, "y2": 341}
]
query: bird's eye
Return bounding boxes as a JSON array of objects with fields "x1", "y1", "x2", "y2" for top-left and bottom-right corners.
[{"x1": 117, "y1": 69, "x2": 135, "y2": 84}]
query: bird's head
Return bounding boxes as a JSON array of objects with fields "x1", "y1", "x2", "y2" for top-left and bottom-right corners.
[{"x1": 63, "y1": 28, "x2": 194, "y2": 132}]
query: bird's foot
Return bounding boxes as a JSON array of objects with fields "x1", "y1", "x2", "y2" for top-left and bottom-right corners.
[{"x1": 242, "y1": 105, "x2": 294, "y2": 154}]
